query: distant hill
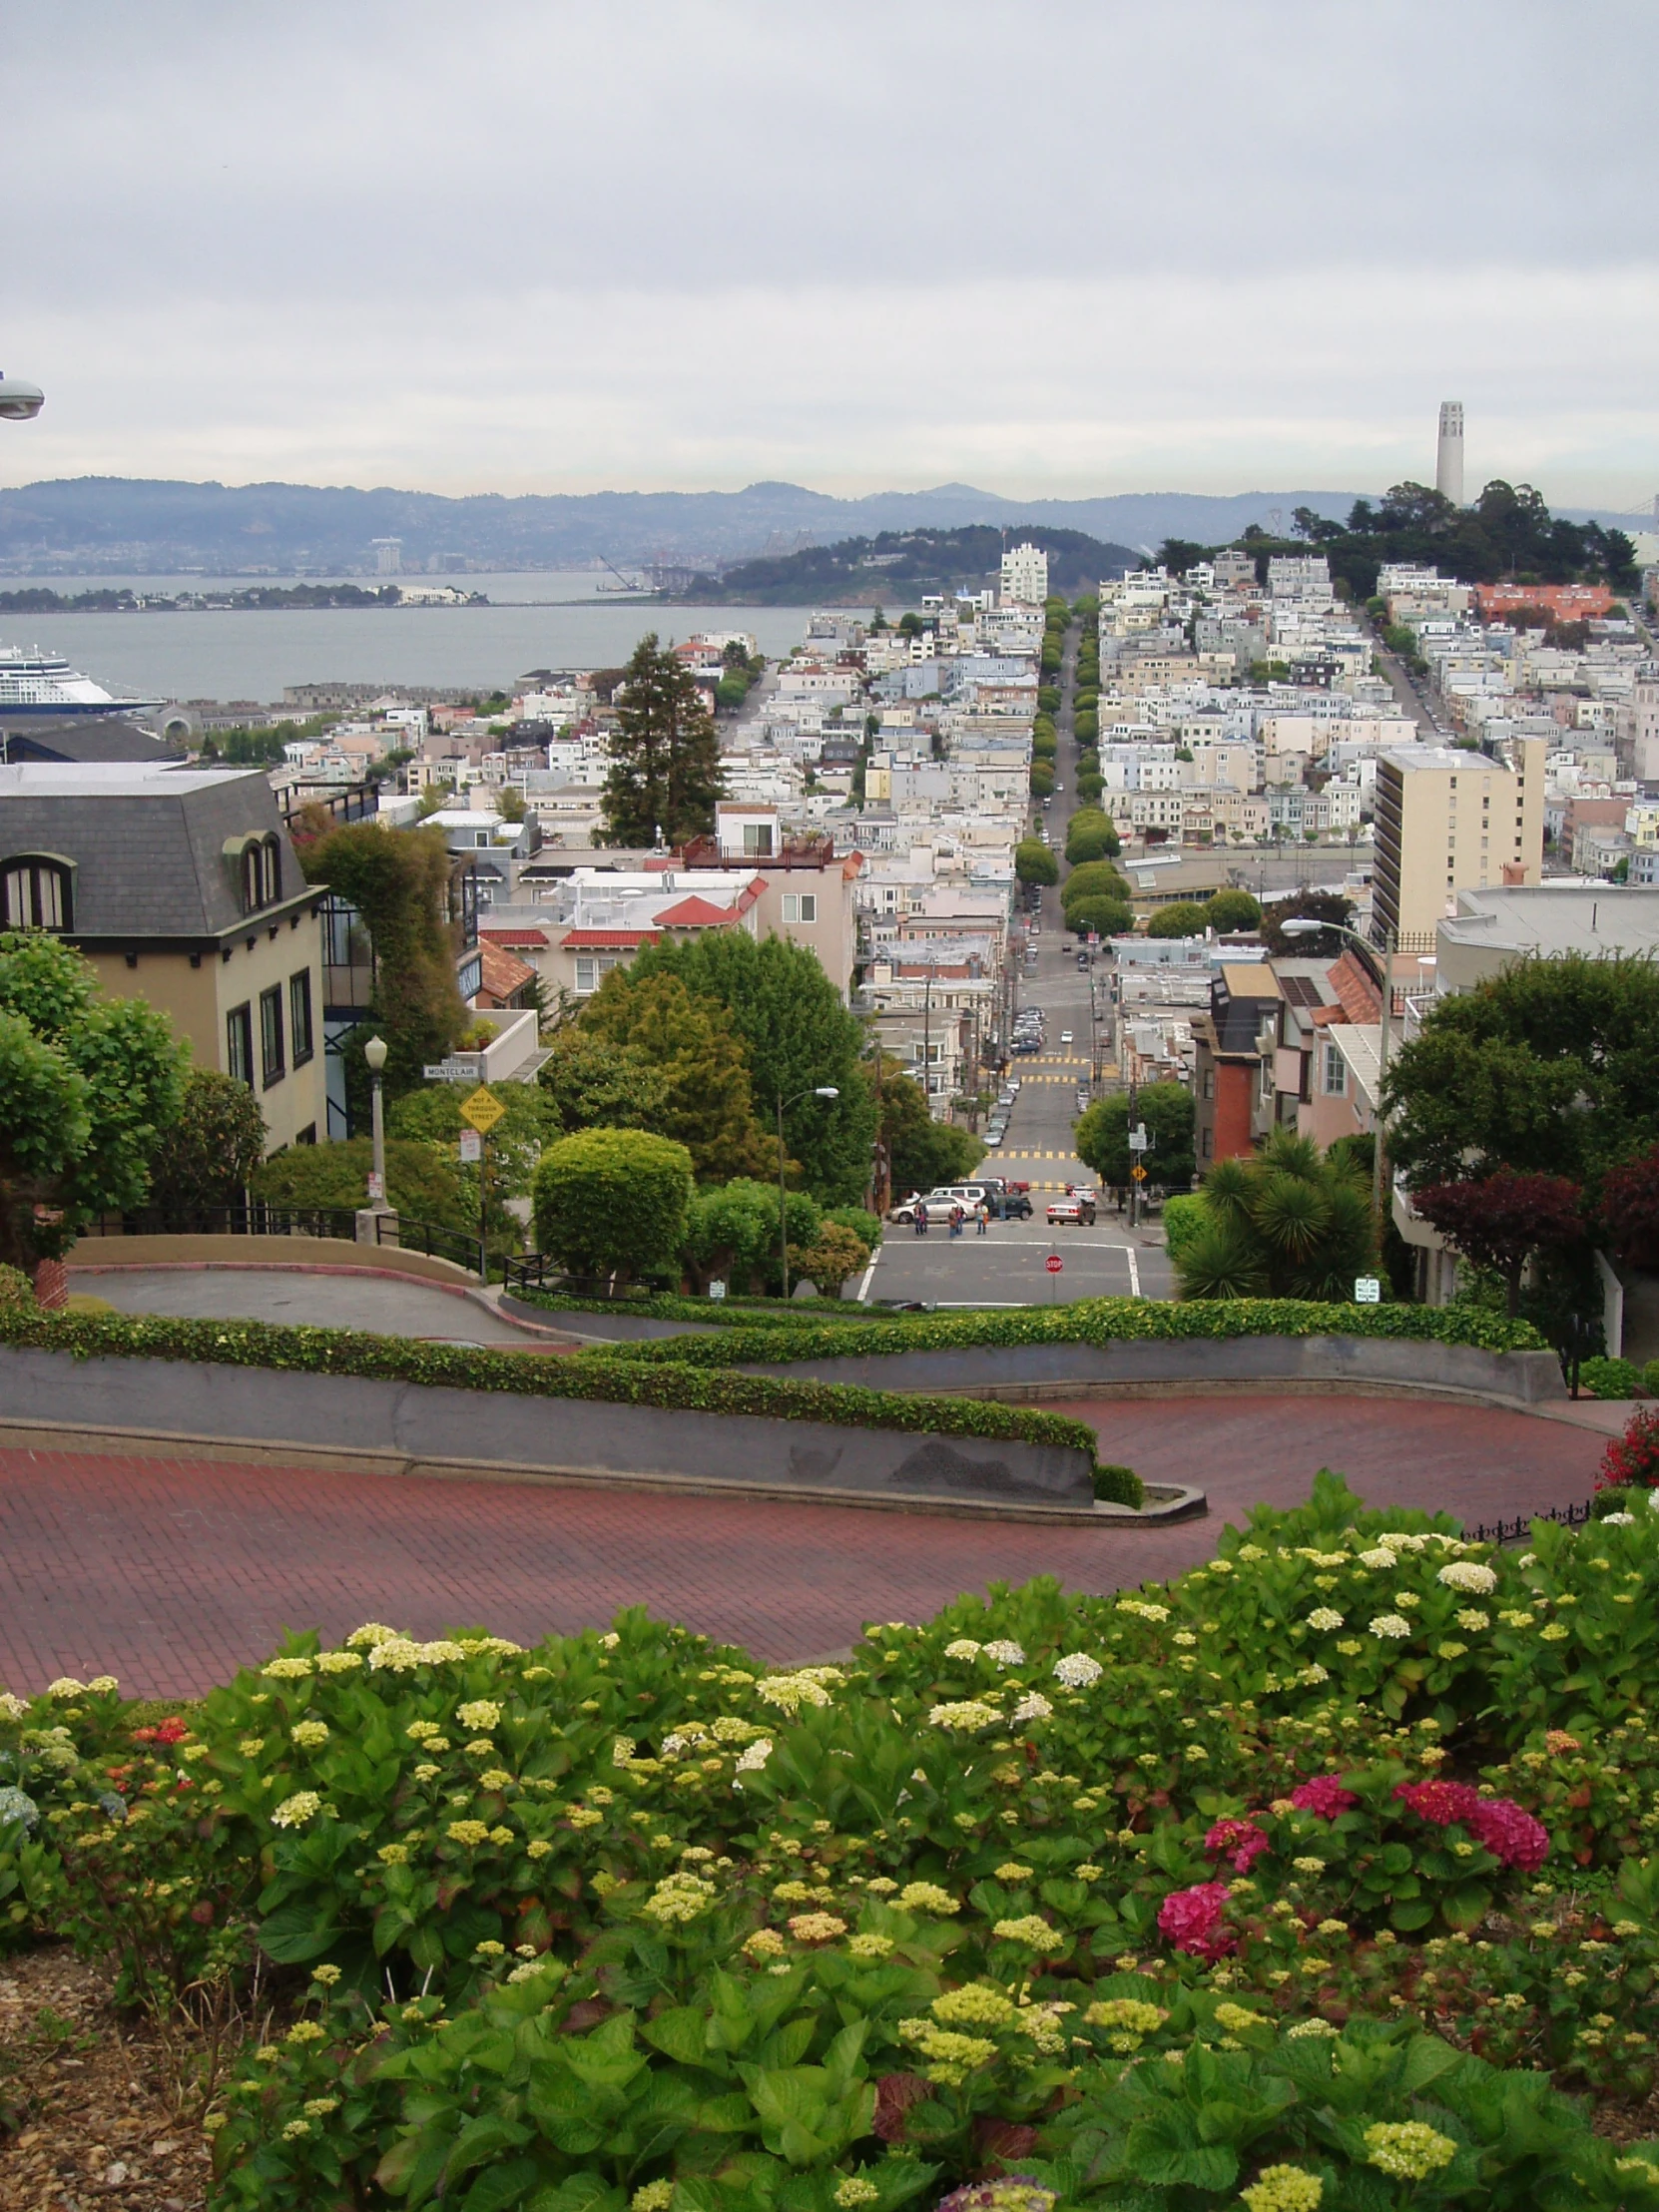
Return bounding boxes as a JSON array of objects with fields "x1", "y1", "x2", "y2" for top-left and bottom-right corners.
[
  {"x1": 0, "y1": 475, "x2": 1369, "y2": 578},
  {"x1": 0, "y1": 475, "x2": 1643, "y2": 580},
  {"x1": 680, "y1": 523, "x2": 1141, "y2": 604}
]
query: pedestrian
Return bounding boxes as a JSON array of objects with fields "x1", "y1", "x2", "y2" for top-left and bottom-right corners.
[
  {"x1": 975, "y1": 1201, "x2": 988, "y2": 1236},
  {"x1": 949, "y1": 1205, "x2": 963, "y2": 1239}
]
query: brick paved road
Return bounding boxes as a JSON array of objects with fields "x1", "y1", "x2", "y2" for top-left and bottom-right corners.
[{"x1": 0, "y1": 1397, "x2": 1605, "y2": 1697}]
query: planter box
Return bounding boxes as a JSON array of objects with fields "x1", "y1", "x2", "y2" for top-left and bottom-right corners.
[{"x1": 0, "y1": 1344, "x2": 1095, "y2": 1513}]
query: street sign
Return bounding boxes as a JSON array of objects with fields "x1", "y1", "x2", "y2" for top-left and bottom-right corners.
[
  {"x1": 709, "y1": 1280, "x2": 727, "y2": 1301},
  {"x1": 1130, "y1": 1164, "x2": 1148, "y2": 1182},
  {"x1": 1355, "y1": 1276, "x2": 1382, "y2": 1304},
  {"x1": 424, "y1": 1056, "x2": 484, "y2": 1082},
  {"x1": 460, "y1": 1085, "x2": 507, "y2": 1135},
  {"x1": 458, "y1": 1129, "x2": 483, "y2": 1164},
  {"x1": 366, "y1": 1172, "x2": 385, "y2": 1204},
  {"x1": 1045, "y1": 1253, "x2": 1064, "y2": 1275},
  {"x1": 1128, "y1": 1126, "x2": 1149, "y2": 1152}
]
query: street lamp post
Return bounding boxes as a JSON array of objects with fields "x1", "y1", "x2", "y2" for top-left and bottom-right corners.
[
  {"x1": 363, "y1": 1034, "x2": 389, "y2": 1207},
  {"x1": 777, "y1": 1085, "x2": 839, "y2": 1302},
  {"x1": 1281, "y1": 917, "x2": 1397, "y2": 1229}
]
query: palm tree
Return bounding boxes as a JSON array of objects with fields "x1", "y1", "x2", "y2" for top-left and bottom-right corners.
[{"x1": 1176, "y1": 1130, "x2": 1379, "y2": 1302}]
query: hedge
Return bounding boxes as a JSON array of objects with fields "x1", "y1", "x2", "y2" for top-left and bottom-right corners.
[
  {"x1": 0, "y1": 1308, "x2": 1133, "y2": 1501},
  {"x1": 585, "y1": 1294, "x2": 1548, "y2": 1371},
  {"x1": 508, "y1": 1288, "x2": 915, "y2": 1329}
]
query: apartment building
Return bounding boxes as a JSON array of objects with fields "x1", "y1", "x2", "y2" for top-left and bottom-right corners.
[
  {"x1": 0, "y1": 762, "x2": 326, "y2": 1152},
  {"x1": 1371, "y1": 740, "x2": 1544, "y2": 946},
  {"x1": 999, "y1": 543, "x2": 1049, "y2": 606}
]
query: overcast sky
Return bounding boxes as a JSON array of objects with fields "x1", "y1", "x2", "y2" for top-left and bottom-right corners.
[{"x1": 6, "y1": 0, "x2": 1657, "y2": 508}]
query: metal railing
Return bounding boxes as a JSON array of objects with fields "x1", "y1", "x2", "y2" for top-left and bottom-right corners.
[
  {"x1": 502, "y1": 1254, "x2": 561, "y2": 1299},
  {"x1": 377, "y1": 1213, "x2": 484, "y2": 1281},
  {"x1": 1464, "y1": 1497, "x2": 1596, "y2": 1545}
]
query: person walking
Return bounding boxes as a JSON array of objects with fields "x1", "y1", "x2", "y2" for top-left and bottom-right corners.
[{"x1": 975, "y1": 1200, "x2": 989, "y2": 1236}]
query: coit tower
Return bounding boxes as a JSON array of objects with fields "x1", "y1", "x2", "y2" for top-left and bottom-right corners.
[{"x1": 1435, "y1": 401, "x2": 1464, "y2": 506}]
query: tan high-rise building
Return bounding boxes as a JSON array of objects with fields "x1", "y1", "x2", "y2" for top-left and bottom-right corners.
[{"x1": 1371, "y1": 738, "x2": 1544, "y2": 948}]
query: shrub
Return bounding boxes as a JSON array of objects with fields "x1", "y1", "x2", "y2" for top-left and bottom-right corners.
[
  {"x1": 145, "y1": 1067, "x2": 268, "y2": 1218},
  {"x1": 7, "y1": 1473, "x2": 1659, "y2": 2210},
  {"x1": 1578, "y1": 1354, "x2": 1643, "y2": 1400},
  {"x1": 1598, "y1": 1405, "x2": 1659, "y2": 1491},
  {"x1": 250, "y1": 1136, "x2": 469, "y2": 1229},
  {"x1": 1179, "y1": 1131, "x2": 1377, "y2": 1303},
  {"x1": 1162, "y1": 1192, "x2": 1206, "y2": 1262},
  {"x1": 532, "y1": 1128, "x2": 694, "y2": 1286},
  {"x1": 1147, "y1": 901, "x2": 1211, "y2": 939},
  {"x1": 789, "y1": 1222, "x2": 869, "y2": 1298},
  {"x1": 0, "y1": 1262, "x2": 34, "y2": 1310}
]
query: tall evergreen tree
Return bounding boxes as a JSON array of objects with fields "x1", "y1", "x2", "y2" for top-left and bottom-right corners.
[
  {"x1": 577, "y1": 970, "x2": 771, "y2": 1182},
  {"x1": 600, "y1": 633, "x2": 724, "y2": 847}
]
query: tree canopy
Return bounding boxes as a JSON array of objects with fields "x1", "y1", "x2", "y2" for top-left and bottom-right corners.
[
  {"x1": 600, "y1": 633, "x2": 724, "y2": 847},
  {"x1": 0, "y1": 932, "x2": 188, "y2": 1273},
  {"x1": 1075, "y1": 1081, "x2": 1195, "y2": 1190},
  {"x1": 1176, "y1": 1129, "x2": 1377, "y2": 1302},
  {"x1": 537, "y1": 1028, "x2": 670, "y2": 1136},
  {"x1": 576, "y1": 970, "x2": 772, "y2": 1183},
  {"x1": 532, "y1": 1128, "x2": 694, "y2": 1287},
  {"x1": 1411, "y1": 1171, "x2": 1584, "y2": 1318},
  {"x1": 1259, "y1": 890, "x2": 1357, "y2": 960},
  {"x1": 1382, "y1": 954, "x2": 1659, "y2": 1198},
  {"x1": 1204, "y1": 889, "x2": 1263, "y2": 932},
  {"x1": 875, "y1": 1059, "x2": 984, "y2": 1197},
  {"x1": 146, "y1": 1068, "x2": 268, "y2": 1221},
  {"x1": 1014, "y1": 839, "x2": 1059, "y2": 888},
  {"x1": 1146, "y1": 901, "x2": 1211, "y2": 940},
  {"x1": 1065, "y1": 810, "x2": 1120, "y2": 863},
  {"x1": 628, "y1": 933, "x2": 877, "y2": 1205}
]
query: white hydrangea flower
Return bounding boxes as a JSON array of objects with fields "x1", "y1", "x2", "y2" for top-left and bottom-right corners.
[
  {"x1": 1436, "y1": 1561, "x2": 1497, "y2": 1595},
  {"x1": 1357, "y1": 1548, "x2": 1397, "y2": 1570},
  {"x1": 983, "y1": 1640, "x2": 1026, "y2": 1667},
  {"x1": 928, "y1": 1700, "x2": 1001, "y2": 1731},
  {"x1": 1306, "y1": 1608, "x2": 1345, "y2": 1632},
  {"x1": 1011, "y1": 1692, "x2": 1052, "y2": 1724},
  {"x1": 1369, "y1": 1614, "x2": 1412, "y2": 1640},
  {"x1": 733, "y1": 1738, "x2": 773, "y2": 1773},
  {"x1": 1053, "y1": 1652, "x2": 1103, "y2": 1688},
  {"x1": 1602, "y1": 1511, "x2": 1636, "y2": 1525},
  {"x1": 943, "y1": 1638, "x2": 983, "y2": 1659}
]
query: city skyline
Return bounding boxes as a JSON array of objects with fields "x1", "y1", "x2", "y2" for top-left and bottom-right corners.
[{"x1": 6, "y1": 2, "x2": 1658, "y2": 507}]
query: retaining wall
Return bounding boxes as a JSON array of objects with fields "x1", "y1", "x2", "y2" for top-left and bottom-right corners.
[
  {"x1": 734, "y1": 1334, "x2": 1567, "y2": 1406},
  {"x1": 0, "y1": 1345, "x2": 1095, "y2": 1513}
]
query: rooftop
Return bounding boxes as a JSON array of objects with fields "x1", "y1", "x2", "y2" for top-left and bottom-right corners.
[{"x1": 1440, "y1": 884, "x2": 1659, "y2": 960}]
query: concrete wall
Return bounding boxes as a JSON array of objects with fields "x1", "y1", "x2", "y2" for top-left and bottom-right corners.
[
  {"x1": 734, "y1": 1334, "x2": 1566, "y2": 1406},
  {"x1": 0, "y1": 1345, "x2": 1094, "y2": 1511},
  {"x1": 67, "y1": 1235, "x2": 478, "y2": 1288}
]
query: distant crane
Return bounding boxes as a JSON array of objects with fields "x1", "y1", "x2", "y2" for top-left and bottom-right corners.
[{"x1": 594, "y1": 553, "x2": 648, "y2": 595}]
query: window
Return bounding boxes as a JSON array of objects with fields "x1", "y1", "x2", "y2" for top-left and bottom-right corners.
[
  {"x1": 295, "y1": 1123, "x2": 316, "y2": 1146},
  {"x1": 1201, "y1": 1067, "x2": 1215, "y2": 1100},
  {"x1": 782, "y1": 891, "x2": 818, "y2": 923},
  {"x1": 743, "y1": 822, "x2": 774, "y2": 857},
  {"x1": 260, "y1": 984, "x2": 284, "y2": 1086},
  {"x1": 0, "y1": 855, "x2": 72, "y2": 930},
  {"x1": 1322, "y1": 1040, "x2": 1348, "y2": 1096},
  {"x1": 238, "y1": 835, "x2": 282, "y2": 915},
  {"x1": 575, "y1": 956, "x2": 596, "y2": 994},
  {"x1": 227, "y1": 1002, "x2": 254, "y2": 1086},
  {"x1": 288, "y1": 970, "x2": 314, "y2": 1066}
]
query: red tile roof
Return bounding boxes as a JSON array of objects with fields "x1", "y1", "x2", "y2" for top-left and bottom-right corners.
[
  {"x1": 653, "y1": 894, "x2": 741, "y2": 927},
  {"x1": 476, "y1": 940, "x2": 538, "y2": 1002},
  {"x1": 479, "y1": 926, "x2": 549, "y2": 948},
  {"x1": 1327, "y1": 949, "x2": 1382, "y2": 1024},
  {"x1": 559, "y1": 928, "x2": 662, "y2": 948}
]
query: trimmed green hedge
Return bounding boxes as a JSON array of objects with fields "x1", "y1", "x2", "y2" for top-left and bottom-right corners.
[
  {"x1": 0, "y1": 1308, "x2": 1131, "y2": 1501},
  {"x1": 586, "y1": 1294, "x2": 1548, "y2": 1371},
  {"x1": 507, "y1": 1288, "x2": 916, "y2": 1330}
]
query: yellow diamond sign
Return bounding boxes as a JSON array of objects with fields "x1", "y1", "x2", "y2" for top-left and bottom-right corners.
[{"x1": 459, "y1": 1085, "x2": 506, "y2": 1135}]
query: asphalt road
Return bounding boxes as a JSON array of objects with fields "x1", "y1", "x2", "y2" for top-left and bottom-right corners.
[{"x1": 76, "y1": 1266, "x2": 535, "y2": 1344}]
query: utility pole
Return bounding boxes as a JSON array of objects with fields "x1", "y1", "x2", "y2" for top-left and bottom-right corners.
[{"x1": 1126, "y1": 1059, "x2": 1140, "y2": 1229}]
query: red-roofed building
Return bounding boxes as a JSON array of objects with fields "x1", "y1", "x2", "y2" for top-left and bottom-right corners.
[{"x1": 474, "y1": 939, "x2": 540, "y2": 1012}]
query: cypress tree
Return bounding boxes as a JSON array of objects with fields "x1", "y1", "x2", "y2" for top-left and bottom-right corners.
[{"x1": 601, "y1": 633, "x2": 724, "y2": 847}]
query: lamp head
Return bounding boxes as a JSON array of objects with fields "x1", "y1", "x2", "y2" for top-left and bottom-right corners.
[
  {"x1": 0, "y1": 375, "x2": 44, "y2": 422},
  {"x1": 815, "y1": 1086, "x2": 839, "y2": 1098},
  {"x1": 363, "y1": 1034, "x2": 388, "y2": 1073},
  {"x1": 1281, "y1": 918, "x2": 1322, "y2": 936}
]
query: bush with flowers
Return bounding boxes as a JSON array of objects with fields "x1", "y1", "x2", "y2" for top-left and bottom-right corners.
[
  {"x1": 1599, "y1": 1405, "x2": 1659, "y2": 1494},
  {"x1": 6, "y1": 1474, "x2": 1659, "y2": 2208}
]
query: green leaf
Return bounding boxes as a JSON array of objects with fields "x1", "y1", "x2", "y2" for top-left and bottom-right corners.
[
  {"x1": 257, "y1": 1899, "x2": 341, "y2": 1963},
  {"x1": 643, "y1": 2006, "x2": 712, "y2": 2065},
  {"x1": 1122, "y1": 2107, "x2": 1239, "y2": 2193}
]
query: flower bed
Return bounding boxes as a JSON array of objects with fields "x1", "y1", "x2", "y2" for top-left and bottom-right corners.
[
  {"x1": 0, "y1": 1307, "x2": 1123, "y2": 1493},
  {"x1": 575, "y1": 1296, "x2": 1547, "y2": 1369},
  {"x1": 5, "y1": 1473, "x2": 1659, "y2": 2208},
  {"x1": 512, "y1": 1288, "x2": 914, "y2": 1328}
]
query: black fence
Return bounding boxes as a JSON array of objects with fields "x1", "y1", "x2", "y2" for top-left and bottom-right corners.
[
  {"x1": 83, "y1": 1204, "x2": 484, "y2": 1282},
  {"x1": 1464, "y1": 1497, "x2": 1597, "y2": 1545}
]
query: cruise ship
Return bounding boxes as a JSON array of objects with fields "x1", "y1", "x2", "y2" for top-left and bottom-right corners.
[{"x1": 0, "y1": 643, "x2": 155, "y2": 717}]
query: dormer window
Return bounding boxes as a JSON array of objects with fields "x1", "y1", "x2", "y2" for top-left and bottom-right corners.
[
  {"x1": 233, "y1": 833, "x2": 283, "y2": 915},
  {"x1": 1, "y1": 854, "x2": 73, "y2": 931}
]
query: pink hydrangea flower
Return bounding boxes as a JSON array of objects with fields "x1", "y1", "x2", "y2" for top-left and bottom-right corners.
[
  {"x1": 1203, "y1": 1817, "x2": 1269, "y2": 1873},
  {"x1": 1158, "y1": 1880, "x2": 1236, "y2": 1959},
  {"x1": 1393, "y1": 1779, "x2": 1484, "y2": 1827},
  {"x1": 1289, "y1": 1775, "x2": 1358, "y2": 1820},
  {"x1": 1467, "y1": 1797, "x2": 1550, "y2": 1872}
]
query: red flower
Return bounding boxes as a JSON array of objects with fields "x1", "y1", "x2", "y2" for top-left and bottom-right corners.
[
  {"x1": 1467, "y1": 1797, "x2": 1550, "y2": 1872},
  {"x1": 1203, "y1": 1817, "x2": 1269, "y2": 1873},
  {"x1": 1158, "y1": 1880, "x2": 1236, "y2": 1959},
  {"x1": 1393, "y1": 1779, "x2": 1483, "y2": 1827},
  {"x1": 1597, "y1": 1407, "x2": 1659, "y2": 1492},
  {"x1": 1289, "y1": 1775, "x2": 1359, "y2": 1820}
]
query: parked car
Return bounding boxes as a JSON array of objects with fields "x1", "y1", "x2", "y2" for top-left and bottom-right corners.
[
  {"x1": 1060, "y1": 1029, "x2": 1074, "y2": 1044},
  {"x1": 1046, "y1": 1193, "x2": 1097, "y2": 1227},
  {"x1": 1077, "y1": 951, "x2": 1090, "y2": 968}
]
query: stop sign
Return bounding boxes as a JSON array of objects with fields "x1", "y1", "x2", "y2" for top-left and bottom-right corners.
[{"x1": 1045, "y1": 1253, "x2": 1063, "y2": 1275}]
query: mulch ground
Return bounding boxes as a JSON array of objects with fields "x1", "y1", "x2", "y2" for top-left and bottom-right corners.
[{"x1": 0, "y1": 1949, "x2": 212, "y2": 2212}]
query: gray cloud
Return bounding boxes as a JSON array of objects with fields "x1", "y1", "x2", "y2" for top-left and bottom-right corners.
[{"x1": 6, "y1": 1, "x2": 1657, "y2": 503}]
